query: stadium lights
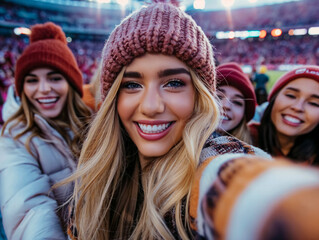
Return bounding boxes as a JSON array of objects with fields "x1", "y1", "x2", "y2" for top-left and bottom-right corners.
[
  {"x1": 116, "y1": 0, "x2": 128, "y2": 7},
  {"x1": 271, "y1": 28, "x2": 282, "y2": 37},
  {"x1": 193, "y1": 0, "x2": 205, "y2": 10},
  {"x1": 288, "y1": 28, "x2": 307, "y2": 36},
  {"x1": 308, "y1": 27, "x2": 319, "y2": 35},
  {"x1": 216, "y1": 30, "x2": 261, "y2": 39},
  {"x1": 221, "y1": 0, "x2": 235, "y2": 8},
  {"x1": 13, "y1": 27, "x2": 31, "y2": 36},
  {"x1": 259, "y1": 30, "x2": 267, "y2": 39}
]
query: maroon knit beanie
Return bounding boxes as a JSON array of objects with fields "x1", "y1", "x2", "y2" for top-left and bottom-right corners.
[
  {"x1": 15, "y1": 22, "x2": 83, "y2": 97},
  {"x1": 100, "y1": 3, "x2": 215, "y2": 100},
  {"x1": 268, "y1": 66, "x2": 319, "y2": 100},
  {"x1": 216, "y1": 62, "x2": 256, "y2": 122}
]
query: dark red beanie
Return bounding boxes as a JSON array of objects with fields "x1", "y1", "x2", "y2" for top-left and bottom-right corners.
[
  {"x1": 15, "y1": 22, "x2": 83, "y2": 97},
  {"x1": 268, "y1": 66, "x2": 319, "y2": 101},
  {"x1": 217, "y1": 62, "x2": 256, "y2": 122}
]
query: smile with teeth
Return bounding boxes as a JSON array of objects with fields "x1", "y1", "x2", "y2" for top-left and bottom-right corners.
[
  {"x1": 37, "y1": 97, "x2": 59, "y2": 104},
  {"x1": 138, "y1": 123, "x2": 171, "y2": 134},
  {"x1": 283, "y1": 115, "x2": 302, "y2": 124},
  {"x1": 221, "y1": 115, "x2": 230, "y2": 121}
]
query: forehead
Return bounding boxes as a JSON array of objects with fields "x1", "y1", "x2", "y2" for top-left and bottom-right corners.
[
  {"x1": 125, "y1": 53, "x2": 189, "y2": 71},
  {"x1": 219, "y1": 85, "x2": 243, "y2": 96},
  {"x1": 283, "y1": 77, "x2": 319, "y2": 92},
  {"x1": 29, "y1": 67, "x2": 55, "y2": 75}
]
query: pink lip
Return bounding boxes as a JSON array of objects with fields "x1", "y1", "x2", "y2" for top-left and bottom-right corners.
[{"x1": 135, "y1": 121, "x2": 174, "y2": 141}]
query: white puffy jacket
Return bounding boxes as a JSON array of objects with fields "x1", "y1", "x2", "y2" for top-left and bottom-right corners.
[{"x1": 0, "y1": 113, "x2": 77, "y2": 240}]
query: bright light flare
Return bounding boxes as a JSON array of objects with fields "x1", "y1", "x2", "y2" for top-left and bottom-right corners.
[
  {"x1": 259, "y1": 30, "x2": 267, "y2": 38},
  {"x1": 222, "y1": 0, "x2": 235, "y2": 8},
  {"x1": 13, "y1": 27, "x2": 31, "y2": 35},
  {"x1": 271, "y1": 28, "x2": 282, "y2": 37},
  {"x1": 117, "y1": 0, "x2": 128, "y2": 7},
  {"x1": 193, "y1": 0, "x2": 205, "y2": 9},
  {"x1": 309, "y1": 27, "x2": 319, "y2": 35}
]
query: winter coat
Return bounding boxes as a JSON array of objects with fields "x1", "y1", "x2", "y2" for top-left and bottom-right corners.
[
  {"x1": 0, "y1": 114, "x2": 77, "y2": 240},
  {"x1": 1, "y1": 85, "x2": 20, "y2": 123}
]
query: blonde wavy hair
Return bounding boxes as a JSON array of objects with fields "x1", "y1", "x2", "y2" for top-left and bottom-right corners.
[
  {"x1": 1, "y1": 87, "x2": 92, "y2": 158},
  {"x1": 69, "y1": 68, "x2": 220, "y2": 239}
]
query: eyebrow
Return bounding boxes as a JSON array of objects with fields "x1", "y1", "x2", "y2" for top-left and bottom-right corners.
[
  {"x1": 286, "y1": 87, "x2": 319, "y2": 99},
  {"x1": 158, "y1": 68, "x2": 191, "y2": 78},
  {"x1": 123, "y1": 71, "x2": 142, "y2": 78},
  {"x1": 123, "y1": 68, "x2": 191, "y2": 79}
]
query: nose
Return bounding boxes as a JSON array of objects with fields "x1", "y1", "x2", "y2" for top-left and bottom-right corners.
[
  {"x1": 140, "y1": 85, "x2": 165, "y2": 117},
  {"x1": 291, "y1": 99, "x2": 305, "y2": 112},
  {"x1": 221, "y1": 98, "x2": 231, "y2": 111},
  {"x1": 38, "y1": 79, "x2": 51, "y2": 93}
]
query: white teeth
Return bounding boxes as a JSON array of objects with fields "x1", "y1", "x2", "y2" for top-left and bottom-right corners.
[
  {"x1": 138, "y1": 123, "x2": 170, "y2": 134},
  {"x1": 37, "y1": 98, "x2": 58, "y2": 104},
  {"x1": 221, "y1": 115, "x2": 230, "y2": 120},
  {"x1": 284, "y1": 115, "x2": 301, "y2": 124}
]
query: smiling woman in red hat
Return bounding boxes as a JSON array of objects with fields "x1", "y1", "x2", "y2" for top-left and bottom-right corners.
[
  {"x1": 0, "y1": 22, "x2": 91, "y2": 239},
  {"x1": 257, "y1": 65, "x2": 319, "y2": 165},
  {"x1": 216, "y1": 62, "x2": 257, "y2": 144}
]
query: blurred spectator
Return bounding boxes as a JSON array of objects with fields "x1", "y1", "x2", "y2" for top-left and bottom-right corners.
[{"x1": 253, "y1": 65, "x2": 269, "y2": 105}]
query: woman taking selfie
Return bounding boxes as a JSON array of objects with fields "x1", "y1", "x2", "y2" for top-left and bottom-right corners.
[
  {"x1": 0, "y1": 22, "x2": 91, "y2": 239},
  {"x1": 67, "y1": 3, "x2": 268, "y2": 240}
]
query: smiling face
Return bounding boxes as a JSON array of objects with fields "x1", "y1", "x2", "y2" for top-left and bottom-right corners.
[
  {"x1": 271, "y1": 78, "x2": 319, "y2": 144},
  {"x1": 218, "y1": 85, "x2": 245, "y2": 132},
  {"x1": 117, "y1": 53, "x2": 195, "y2": 168},
  {"x1": 23, "y1": 68, "x2": 69, "y2": 119}
]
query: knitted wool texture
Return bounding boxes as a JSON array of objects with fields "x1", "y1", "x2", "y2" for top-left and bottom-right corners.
[
  {"x1": 100, "y1": 3, "x2": 215, "y2": 100},
  {"x1": 15, "y1": 22, "x2": 83, "y2": 97},
  {"x1": 268, "y1": 65, "x2": 319, "y2": 100},
  {"x1": 216, "y1": 62, "x2": 256, "y2": 121}
]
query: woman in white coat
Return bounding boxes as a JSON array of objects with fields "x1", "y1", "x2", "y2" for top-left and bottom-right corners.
[{"x1": 0, "y1": 22, "x2": 91, "y2": 239}]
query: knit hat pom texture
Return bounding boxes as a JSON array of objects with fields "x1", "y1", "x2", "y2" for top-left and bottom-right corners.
[{"x1": 100, "y1": 3, "x2": 215, "y2": 100}]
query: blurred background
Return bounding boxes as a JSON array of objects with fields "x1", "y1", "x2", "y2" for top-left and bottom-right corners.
[{"x1": 0, "y1": 0, "x2": 318, "y2": 89}]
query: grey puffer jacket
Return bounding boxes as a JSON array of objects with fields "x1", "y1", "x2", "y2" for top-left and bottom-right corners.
[{"x1": 0, "y1": 115, "x2": 77, "y2": 240}]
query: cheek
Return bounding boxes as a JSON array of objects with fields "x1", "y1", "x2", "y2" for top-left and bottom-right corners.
[
  {"x1": 307, "y1": 110, "x2": 319, "y2": 126},
  {"x1": 117, "y1": 93, "x2": 133, "y2": 122},
  {"x1": 23, "y1": 84, "x2": 33, "y2": 100},
  {"x1": 168, "y1": 94, "x2": 195, "y2": 120},
  {"x1": 234, "y1": 106, "x2": 245, "y2": 120},
  {"x1": 270, "y1": 99, "x2": 281, "y2": 124}
]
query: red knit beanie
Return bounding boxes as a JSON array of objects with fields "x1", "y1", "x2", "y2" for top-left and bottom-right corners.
[
  {"x1": 216, "y1": 62, "x2": 256, "y2": 122},
  {"x1": 100, "y1": 3, "x2": 215, "y2": 100},
  {"x1": 15, "y1": 22, "x2": 83, "y2": 97},
  {"x1": 268, "y1": 65, "x2": 319, "y2": 100}
]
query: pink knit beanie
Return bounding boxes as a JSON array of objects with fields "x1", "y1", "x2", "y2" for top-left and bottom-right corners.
[
  {"x1": 15, "y1": 22, "x2": 83, "y2": 97},
  {"x1": 100, "y1": 3, "x2": 215, "y2": 100},
  {"x1": 216, "y1": 62, "x2": 256, "y2": 121},
  {"x1": 268, "y1": 65, "x2": 319, "y2": 100}
]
